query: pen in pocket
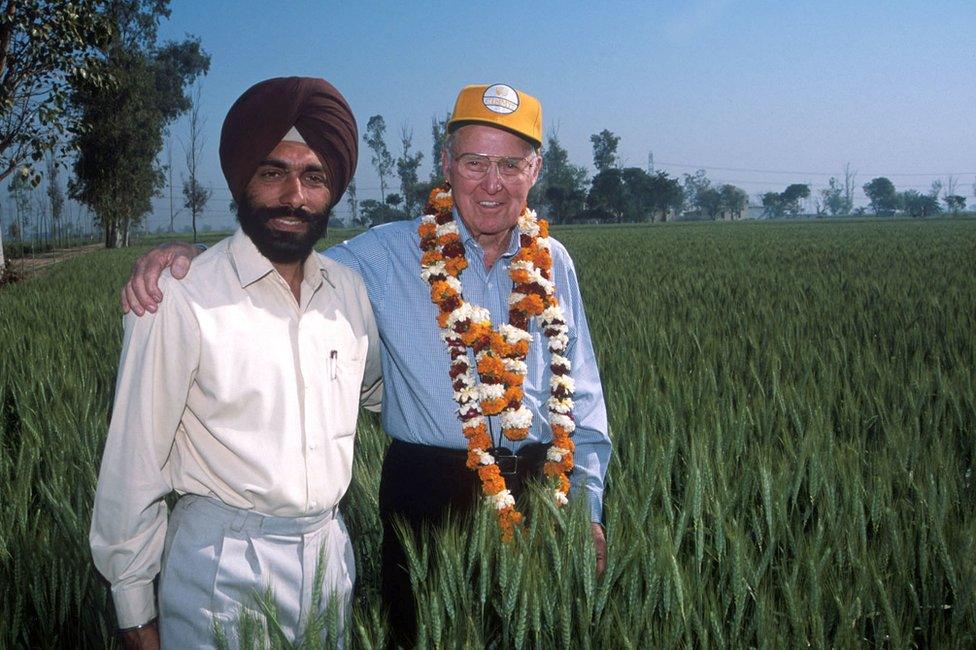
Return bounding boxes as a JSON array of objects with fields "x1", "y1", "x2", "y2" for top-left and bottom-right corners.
[{"x1": 330, "y1": 350, "x2": 338, "y2": 379}]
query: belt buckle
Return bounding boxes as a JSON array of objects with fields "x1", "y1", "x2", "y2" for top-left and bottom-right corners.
[{"x1": 487, "y1": 447, "x2": 519, "y2": 476}]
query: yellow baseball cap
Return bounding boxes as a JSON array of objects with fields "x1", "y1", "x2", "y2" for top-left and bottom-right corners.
[{"x1": 447, "y1": 84, "x2": 542, "y2": 148}]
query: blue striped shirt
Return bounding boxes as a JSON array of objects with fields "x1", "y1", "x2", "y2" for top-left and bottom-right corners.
[{"x1": 326, "y1": 214, "x2": 610, "y2": 521}]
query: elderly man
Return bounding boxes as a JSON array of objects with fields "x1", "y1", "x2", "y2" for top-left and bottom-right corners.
[
  {"x1": 122, "y1": 83, "x2": 611, "y2": 645},
  {"x1": 91, "y1": 77, "x2": 381, "y2": 649}
]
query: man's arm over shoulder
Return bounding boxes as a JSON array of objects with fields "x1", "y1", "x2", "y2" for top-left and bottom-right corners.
[{"x1": 90, "y1": 274, "x2": 201, "y2": 629}]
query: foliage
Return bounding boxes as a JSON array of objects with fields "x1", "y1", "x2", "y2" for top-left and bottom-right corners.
[
  {"x1": 70, "y1": 3, "x2": 209, "y2": 248},
  {"x1": 589, "y1": 129, "x2": 619, "y2": 172},
  {"x1": 820, "y1": 177, "x2": 852, "y2": 216},
  {"x1": 717, "y1": 184, "x2": 748, "y2": 219},
  {"x1": 428, "y1": 112, "x2": 449, "y2": 184},
  {"x1": 901, "y1": 190, "x2": 941, "y2": 218},
  {"x1": 761, "y1": 184, "x2": 810, "y2": 218},
  {"x1": 863, "y1": 177, "x2": 899, "y2": 216},
  {"x1": 0, "y1": 0, "x2": 112, "y2": 184},
  {"x1": 2, "y1": 220, "x2": 976, "y2": 646},
  {"x1": 363, "y1": 114, "x2": 394, "y2": 205},
  {"x1": 535, "y1": 132, "x2": 587, "y2": 223},
  {"x1": 395, "y1": 126, "x2": 424, "y2": 216},
  {"x1": 944, "y1": 195, "x2": 966, "y2": 214}
]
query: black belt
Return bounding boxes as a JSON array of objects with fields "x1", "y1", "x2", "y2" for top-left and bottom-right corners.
[{"x1": 389, "y1": 439, "x2": 551, "y2": 477}]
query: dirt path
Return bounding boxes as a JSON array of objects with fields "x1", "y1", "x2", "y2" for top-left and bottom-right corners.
[{"x1": 7, "y1": 243, "x2": 104, "y2": 276}]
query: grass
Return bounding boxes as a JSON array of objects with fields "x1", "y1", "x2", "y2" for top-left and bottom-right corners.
[{"x1": 0, "y1": 218, "x2": 974, "y2": 647}]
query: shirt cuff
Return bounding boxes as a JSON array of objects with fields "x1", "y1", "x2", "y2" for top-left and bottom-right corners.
[
  {"x1": 587, "y1": 490, "x2": 603, "y2": 524},
  {"x1": 112, "y1": 582, "x2": 157, "y2": 629}
]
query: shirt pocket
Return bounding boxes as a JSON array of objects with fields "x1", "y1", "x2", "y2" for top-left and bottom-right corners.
[{"x1": 327, "y1": 351, "x2": 366, "y2": 439}]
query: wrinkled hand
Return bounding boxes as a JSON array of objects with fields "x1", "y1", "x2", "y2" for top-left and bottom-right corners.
[
  {"x1": 591, "y1": 523, "x2": 606, "y2": 575},
  {"x1": 120, "y1": 619, "x2": 159, "y2": 650},
  {"x1": 121, "y1": 242, "x2": 200, "y2": 315}
]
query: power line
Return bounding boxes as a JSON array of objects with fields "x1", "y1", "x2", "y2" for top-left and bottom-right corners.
[{"x1": 656, "y1": 160, "x2": 976, "y2": 178}]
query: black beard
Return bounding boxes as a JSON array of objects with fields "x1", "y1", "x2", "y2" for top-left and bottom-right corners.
[{"x1": 237, "y1": 199, "x2": 330, "y2": 264}]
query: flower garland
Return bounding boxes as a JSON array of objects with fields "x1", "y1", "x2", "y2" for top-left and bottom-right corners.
[{"x1": 419, "y1": 185, "x2": 576, "y2": 541}]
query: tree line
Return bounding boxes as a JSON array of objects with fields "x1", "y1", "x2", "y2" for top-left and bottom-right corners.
[{"x1": 0, "y1": 0, "x2": 209, "y2": 273}]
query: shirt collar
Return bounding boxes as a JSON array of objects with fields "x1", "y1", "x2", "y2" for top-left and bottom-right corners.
[
  {"x1": 229, "y1": 228, "x2": 330, "y2": 289},
  {"x1": 453, "y1": 209, "x2": 521, "y2": 261}
]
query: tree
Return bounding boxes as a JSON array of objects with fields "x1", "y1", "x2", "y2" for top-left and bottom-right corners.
[
  {"x1": 429, "y1": 112, "x2": 449, "y2": 183},
  {"x1": 346, "y1": 178, "x2": 359, "y2": 226},
  {"x1": 780, "y1": 183, "x2": 810, "y2": 217},
  {"x1": 900, "y1": 190, "x2": 940, "y2": 217},
  {"x1": 682, "y1": 169, "x2": 712, "y2": 215},
  {"x1": 645, "y1": 171, "x2": 683, "y2": 220},
  {"x1": 589, "y1": 129, "x2": 619, "y2": 172},
  {"x1": 761, "y1": 191, "x2": 782, "y2": 218},
  {"x1": 842, "y1": 163, "x2": 857, "y2": 214},
  {"x1": 395, "y1": 125, "x2": 424, "y2": 216},
  {"x1": 364, "y1": 114, "x2": 393, "y2": 205},
  {"x1": 536, "y1": 131, "x2": 587, "y2": 223},
  {"x1": 585, "y1": 168, "x2": 625, "y2": 222},
  {"x1": 181, "y1": 85, "x2": 209, "y2": 242},
  {"x1": 944, "y1": 195, "x2": 966, "y2": 214},
  {"x1": 718, "y1": 184, "x2": 748, "y2": 220},
  {"x1": 71, "y1": 3, "x2": 210, "y2": 248},
  {"x1": 0, "y1": 1, "x2": 112, "y2": 185},
  {"x1": 8, "y1": 172, "x2": 30, "y2": 242},
  {"x1": 45, "y1": 153, "x2": 65, "y2": 245},
  {"x1": 863, "y1": 177, "x2": 898, "y2": 216},
  {"x1": 820, "y1": 177, "x2": 851, "y2": 216}
]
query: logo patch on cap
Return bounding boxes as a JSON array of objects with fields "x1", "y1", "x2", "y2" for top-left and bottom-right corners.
[{"x1": 482, "y1": 84, "x2": 520, "y2": 115}]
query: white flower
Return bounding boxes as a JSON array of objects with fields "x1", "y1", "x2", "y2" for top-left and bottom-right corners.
[
  {"x1": 465, "y1": 415, "x2": 486, "y2": 429},
  {"x1": 536, "y1": 237, "x2": 551, "y2": 251},
  {"x1": 501, "y1": 405, "x2": 533, "y2": 430},
  {"x1": 488, "y1": 490, "x2": 516, "y2": 510},
  {"x1": 548, "y1": 332, "x2": 570, "y2": 350},
  {"x1": 550, "y1": 374, "x2": 575, "y2": 392},
  {"x1": 454, "y1": 385, "x2": 479, "y2": 404},
  {"x1": 435, "y1": 190, "x2": 452, "y2": 201},
  {"x1": 550, "y1": 413, "x2": 576, "y2": 432},
  {"x1": 517, "y1": 210, "x2": 540, "y2": 237},
  {"x1": 553, "y1": 490, "x2": 569, "y2": 507},
  {"x1": 475, "y1": 449, "x2": 495, "y2": 465},
  {"x1": 421, "y1": 261, "x2": 447, "y2": 281},
  {"x1": 548, "y1": 396, "x2": 574, "y2": 414},
  {"x1": 435, "y1": 221, "x2": 459, "y2": 238},
  {"x1": 499, "y1": 323, "x2": 533, "y2": 345},
  {"x1": 479, "y1": 383, "x2": 506, "y2": 401},
  {"x1": 508, "y1": 291, "x2": 527, "y2": 306},
  {"x1": 551, "y1": 353, "x2": 571, "y2": 369},
  {"x1": 540, "y1": 305, "x2": 566, "y2": 324},
  {"x1": 444, "y1": 275, "x2": 463, "y2": 293},
  {"x1": 420, "y1": 214, "x2": 437, "y2": 226},
  {"x1": 547, "y1": 446, "x2": 568, "y2": 462},
  {"x1": 503, "y1": 358, "x2": 528, "y2": 375}
]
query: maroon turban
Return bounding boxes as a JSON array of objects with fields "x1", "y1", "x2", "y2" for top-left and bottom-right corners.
[{"x1": 219, "y1": 77, "x2": 358, "y2": 208}]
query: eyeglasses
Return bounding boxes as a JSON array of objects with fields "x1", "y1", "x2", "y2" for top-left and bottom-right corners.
[{"x1": 450, "y1": 151, "x2": 536, "y2": 180}]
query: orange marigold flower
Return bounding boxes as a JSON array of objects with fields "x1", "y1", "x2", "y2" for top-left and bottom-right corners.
[
  {"x1": 558, "y1": 474, "x2": 571, "y2": 493},
  {"x1": 510, "y1": 269, "x2": 533, "y2": 285},
  {"x1": 503, "y1": 386, "x2": 523, "y2": 405},
  {"x1": 421, "y1": 250, "x2": 443, "y2": 266},
  {"x1": 466, "y1": 450, "x2": 482, "y2": 470},
  {"x1": 511, "y1": 340, "x2": 530, "y2": 357},
  {"x1": 444, "y1": 257, "x2": 468, "y2": 275},
  {"x1": 515, "y1": 294, "x2": 545, "y2": 315},
  {"x1": 543, "y1": 461, "x2": 562, "y2": 477},
  {"x1": 464, "y1": 422, "x2": 488, "y2": 438},
  {"x1": 538, "y1": 220, "x2": 550, "y2": 238},
  {"x1": 476, "y1": 355, "x2": 506, "y2": 377},
  {"x1": 437, "y1": 233, "x2": 460, "y2": 247},
  {"x1": 481, "y1": 397, "x2": 507, "y2": 415},
  {"x1": 505, "y1": 426, "x2": 530, "y2": 441},
  {"x1": 430, "y1": 280, "x2": 457, "y2": 303},
  {"x1": 418, "y1": 222, "x2": 437, "y2": 239},
  {"x1": 532, "y1": 249, "x2": 552, "y2": 269},
  {"x1": 437, "y1": 311, "x2": 453, "y2": 329}
]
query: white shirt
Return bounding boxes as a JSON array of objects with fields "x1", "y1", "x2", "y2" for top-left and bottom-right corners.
[{"x1": 89, "y1": 229, "x2": 382, "y2": 628}]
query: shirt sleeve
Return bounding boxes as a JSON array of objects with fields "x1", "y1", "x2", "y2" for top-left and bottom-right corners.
[
  {"x1": 357, "y1": 275, "x2": 383, "y2": 413},
  {"x1": 89, "y1": 277, "x2": 200, "y2": 628},
  {"x1": 325, "y1": 228, "x2": 391, "y2": 312},
  {"x1": 555, "y1": 246, "x2": 611, "y2": 523}
]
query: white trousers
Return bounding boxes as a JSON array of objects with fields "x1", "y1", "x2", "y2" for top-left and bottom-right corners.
[{"x1": 158, "y1": 495, "x2": 355, "y2": 649}]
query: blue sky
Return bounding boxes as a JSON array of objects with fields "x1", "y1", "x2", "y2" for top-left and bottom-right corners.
[{"x1": 153, "y1": 0, "x2": 976, "y2": 228}]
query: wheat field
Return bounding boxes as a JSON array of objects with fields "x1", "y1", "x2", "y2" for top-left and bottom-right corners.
[{"x1": 1, "y1": 218, "x2": 974, "y2": 647}]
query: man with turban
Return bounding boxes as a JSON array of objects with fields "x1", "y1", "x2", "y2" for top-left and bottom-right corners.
[
  {"x1": 90, "y1": 77, "x2": 382, "y2": 648},
  {"x1": 121, "y1": 83, "x2": 611, "y2": 646}
]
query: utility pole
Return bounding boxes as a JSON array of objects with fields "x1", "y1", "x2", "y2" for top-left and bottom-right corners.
[{"x1": 647, "y1": 151, "x2": 654, "y2": 174}]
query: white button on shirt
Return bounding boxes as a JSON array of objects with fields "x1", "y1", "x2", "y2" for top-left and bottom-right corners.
[{"x1": 89, "y1": 229, "x2": 382, "y2": 628}]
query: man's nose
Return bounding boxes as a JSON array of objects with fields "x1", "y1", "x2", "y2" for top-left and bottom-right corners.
[
  {"x1": 481, "y1": 164, "x2": 503, "y2": 193},
  {"x1": 279, "y1": 174, "x2": 306, "y2": 208}
]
